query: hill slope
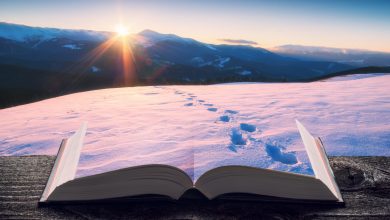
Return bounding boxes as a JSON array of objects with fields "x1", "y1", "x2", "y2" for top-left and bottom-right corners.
[{"x1": 0, "y1": 74, "x2": 389, "y2": 179}]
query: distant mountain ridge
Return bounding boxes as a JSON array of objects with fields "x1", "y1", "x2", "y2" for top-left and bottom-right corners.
[
  {"x1": 271, "y1": 44, "x2": 390, "y2": 67},
  {"x1": 0, "y1": 22, "x2": 111, "y2": 42},
  {"x1": 273, "y1": 45, "x2": 377, "y2": 54},
  {"x1": 0, "y1": 22, "x2": 388, "y2": 108},
  {"x1": 0, "y1": 22, "x2": 352, "y2": 79}
]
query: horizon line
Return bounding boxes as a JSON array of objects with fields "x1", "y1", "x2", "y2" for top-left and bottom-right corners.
[{"x1": 1, "y1": 20, "x2": 390, "y2": 54}]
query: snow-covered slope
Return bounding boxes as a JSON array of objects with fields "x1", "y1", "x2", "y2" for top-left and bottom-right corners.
[
  {"x1": 0, "y1": 74, "x2": 389, "y2": 179},
  {"x1": 0, "y1": 22, "x2": 111, "y2": 42}
]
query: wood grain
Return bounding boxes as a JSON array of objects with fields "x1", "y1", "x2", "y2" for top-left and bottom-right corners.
[{"x1": 0, "y1": 156, "x2": 389, "y2": 219}]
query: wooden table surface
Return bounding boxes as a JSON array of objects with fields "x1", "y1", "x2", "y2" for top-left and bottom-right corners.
[{"x1": 0, "y1": 156, "x2": 389, "y2": 219}]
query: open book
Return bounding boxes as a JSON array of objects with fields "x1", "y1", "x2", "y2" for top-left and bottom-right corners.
[{"x1": 40, "y1": 120, "x2": 343, "y2": 203}]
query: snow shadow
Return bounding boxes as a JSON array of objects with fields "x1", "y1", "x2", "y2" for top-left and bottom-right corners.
[
  {"x1": 219, "y1": 115, "x2": 230, "y2": 122},
  {"x1": 240, "y1": 123, "x2": 256, "y2": 132},
  {"x1": 225, "y1": 110, "x2": 238, "y2": 114},
  {"x1": 265, "y1": 143, "x2": 298, "y2": 165},
  {"x1": 230, "y1": 128, "x2": 247, "y2": 145}
]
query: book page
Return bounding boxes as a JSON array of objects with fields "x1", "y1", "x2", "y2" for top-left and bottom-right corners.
[{"x1": 75, "y1": 85, "x2": 313, "y2": 181}]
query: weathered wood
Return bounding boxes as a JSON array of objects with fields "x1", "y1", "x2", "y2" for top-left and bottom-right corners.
[{"x1": 0, "y1": 155, "x2": 389, "y2": 219}]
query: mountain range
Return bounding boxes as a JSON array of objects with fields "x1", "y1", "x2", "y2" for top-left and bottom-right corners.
[
  {"x1": 0, "y1": 22, "x2": 389, "y2": 108},
  {"x1": 272, "y1": 45, "x2": 390, "y2": 67}
]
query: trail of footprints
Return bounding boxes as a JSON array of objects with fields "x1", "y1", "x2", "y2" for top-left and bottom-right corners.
[{"x1": 168, "y1": 88, "x2": 299, "y2": 165}]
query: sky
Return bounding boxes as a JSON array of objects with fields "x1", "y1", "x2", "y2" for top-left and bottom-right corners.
[{"x1": 1, "y1": 0, "x2": 389, "y2": 52}]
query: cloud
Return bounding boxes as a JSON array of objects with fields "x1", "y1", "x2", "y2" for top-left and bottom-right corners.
[{"x1": 218, "y1": 38, "x2": 258, "y2": 45}]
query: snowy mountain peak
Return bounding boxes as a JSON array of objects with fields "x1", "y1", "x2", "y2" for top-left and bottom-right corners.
[
  {"x1": 0, "y1": 22, "x2": 52, "y2": 42},
  {"x1": 138, "y1": 29, "x2": 162, "y2": 36},
  {"x1": 136, "y1": 29, "x2": 197, "y2": 45},
  {"x1": 0, "y1": 22, "x2": 110, "y2": 43}
]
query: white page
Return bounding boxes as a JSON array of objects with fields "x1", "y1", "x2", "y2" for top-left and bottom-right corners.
[{"x1": 75, "y1": 85, "x2": 313, "y2": 181}]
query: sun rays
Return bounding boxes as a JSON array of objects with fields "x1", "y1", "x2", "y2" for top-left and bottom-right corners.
[
  {"x1": 71, "y1": 29, "x2": 137, "y2": 86},
  {"x1": 115, "y1": 24, "x2": 130, "y2": 37},
  {"x1": 82, "y1": 37, "x2": 118, "y2": 68},
  {"x1": 60, "y1": 23, "x2": 165, "y2": 89},
  {"x1": 119, "y1": 34, "x2": 136, "y2": 85}
]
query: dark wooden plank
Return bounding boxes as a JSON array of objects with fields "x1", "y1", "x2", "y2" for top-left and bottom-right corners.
[{"x1": 0, "y1": 155, "x2": 389, "y2": 219}]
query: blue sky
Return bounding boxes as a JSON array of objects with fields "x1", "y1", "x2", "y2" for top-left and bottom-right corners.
[{"x1": 1, "y1": 0, "x2": 389, "y2": 51}]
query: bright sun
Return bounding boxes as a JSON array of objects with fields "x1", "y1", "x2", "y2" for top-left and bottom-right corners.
[{"x1": 115, "y1": 24, "x2": 129, "y2": 37}]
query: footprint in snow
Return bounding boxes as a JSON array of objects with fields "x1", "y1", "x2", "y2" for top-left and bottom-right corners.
[
  {"x1": 207, "y1": 108, "x2": 218, "y2": 112},
  {"x1": 265, "y1": 143, "x2": 298, "y2": 165},
  {"x1": 186, "y1": 98, "x2": 193, "y2": 101},
  {"x1": 230, "y1": 128, "x2": 247, "y2": 145},
  {"x1": 198, "y1": 100, "x2": 205, "y2": 103},
  {"x1": 240, "y1": 123, "x2": 256, "y2": 132},
  {"x1": 219, "y1": 115, "x2": 230, "y2": 122},
  {"x1": 204, "y1": 103, "x2": 214, "y2": 106},
  {"x1": 184, "y1": 103, "x2": 193, "y2": 106},
  {"x1": 225, "y1": 110, "x2": 238, "y2": 114}
]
